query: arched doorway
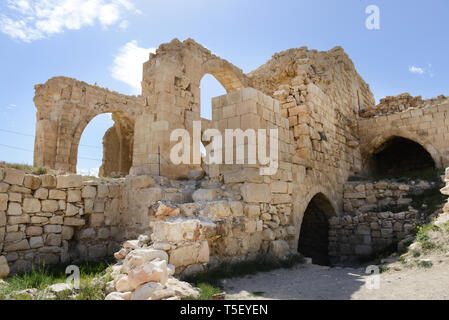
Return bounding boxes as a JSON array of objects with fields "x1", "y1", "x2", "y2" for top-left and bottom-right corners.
[
  {"x1": 298, "y1": 193, "x2": 335, "y2": 266},
  {"x1": 200, "y1": 73, "x2": 227, "y2": 167},
  {"x1": 76, "y1": 112, "x2": 134, "y2": 178},
  {"x1": 372, "y1": 136, "x2": 435, "y2": 176}
]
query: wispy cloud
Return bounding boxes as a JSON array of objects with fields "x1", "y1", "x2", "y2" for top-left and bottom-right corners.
[
  {"x1": 77, "y1": 167, "x2": 99, "y2": 177},
  {"x1": 110, "y1": 40, "x2": 155, "y2": 94},
  {"x1": 409, "y1": 65, "x2": 425, "y2": 75},
  {"x1": 0, "y1": 0, "x2": 138, "y2": 42},
  {"x1": 409, "y1": 63, "x2": 435, "y2": 77}
]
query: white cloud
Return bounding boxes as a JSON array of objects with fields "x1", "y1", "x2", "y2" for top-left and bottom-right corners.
[
  {"x1": 77, "y1": 167, "x2": 99, "y2": 177},
  {"x1": 111, "y1": 40, "x2": 155, "y2": 94},
  {"x1": 409, "y1": 65, "x2": 425, "y2": 75},
  {"x1": 0, "y1": 0, "x2": 138, "y2": 42}
]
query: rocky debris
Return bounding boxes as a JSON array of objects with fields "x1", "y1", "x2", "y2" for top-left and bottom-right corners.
[
  {"x1": 109, "y1": 238, "x2": 200, "y2": 300},
  {"x1": 360, "y1": 93, "x2": 448, "y2": 118}
]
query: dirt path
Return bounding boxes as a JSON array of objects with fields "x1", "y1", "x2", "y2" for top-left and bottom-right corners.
[{"x1": 223, "y1": 261, "x2": 449, "y2": 300}]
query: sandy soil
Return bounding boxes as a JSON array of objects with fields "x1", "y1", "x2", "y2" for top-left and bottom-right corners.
[{"x1": 223, "y1": 261, "x2": 449, "y2": 300}]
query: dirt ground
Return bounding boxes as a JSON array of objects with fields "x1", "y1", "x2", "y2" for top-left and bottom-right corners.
[{"x1": 223, "y1": 261, "x2": 449, "y2": 300}]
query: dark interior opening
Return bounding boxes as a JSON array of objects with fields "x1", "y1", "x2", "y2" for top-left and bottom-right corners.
[
  {"x1": 373, "y1": 137, "x2": 435, "y2": 176},
  {"x1": 298, "y1": 193, "x2": 334, "y2": 266}
]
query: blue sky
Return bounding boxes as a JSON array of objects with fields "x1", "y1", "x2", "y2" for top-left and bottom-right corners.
[{"x1": 0, "y1": 0, "x2": 448, "y2": 174}]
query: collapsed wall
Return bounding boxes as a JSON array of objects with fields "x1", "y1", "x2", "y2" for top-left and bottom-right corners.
[
  {"x1": 0, "y1": 167, "x2": 124, "y2": 274},
  {"x1": 19, "y1": 38, "x2": 449, "y2": 274}
]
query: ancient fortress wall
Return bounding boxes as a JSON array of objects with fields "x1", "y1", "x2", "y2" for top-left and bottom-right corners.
[
  {"x1": 358, "y1": 95, "x2": 449, "y2": 173},
  {"x1": 0, "y1": 168, "x2": 124, "y2": 273},
  {"x1": 33, "y1": 77, "x2": 142, "y2": 176},
  {"x1": 1, "y1": 38, "x2": 442, "y2": 274}
]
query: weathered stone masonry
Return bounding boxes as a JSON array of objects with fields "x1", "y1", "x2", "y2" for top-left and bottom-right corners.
[{"x1": 2, "y1": 38, "x2": 448, "y2": 274}]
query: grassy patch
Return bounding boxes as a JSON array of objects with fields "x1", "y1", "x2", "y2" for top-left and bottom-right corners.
[
  {"x1": 0, "y1": 260, "x2": 113, "y2": 300},
  {"x1": 417, "y1": 260, "x2": 433, "y2": 268},
  {"x1": 183, "y1": 254, "x2": 305, "y2": 300},
  {"x1": 0, "y1": 162, "x2": 48, "y2": 175}
]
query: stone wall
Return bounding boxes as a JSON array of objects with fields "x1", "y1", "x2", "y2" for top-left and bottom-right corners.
[
  {"x1": 360, "y1": 93, "x2": 447, "y2": 118},
  {"x1": 328, "y1": 209, "x2": 420, "y2": 265},
  {"x1": 358, "y1": 96, "x2": 449, "y2": 172},
  {"x1": 33, "y1": 77, "x2": 141, "y2": 175},
  {"x1": 343, "y1": 181, "x2": 414, "y2": 214},
  {"x1": 0, "y1": 167, "x2": 124, "y2": 274}
]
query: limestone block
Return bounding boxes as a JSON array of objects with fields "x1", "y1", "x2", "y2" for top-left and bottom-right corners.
[
  {"x1": 56, "y1": 175, "x2": 83, "y2": 189},
  {"x1": 4, "y1": 239, "x2": 30, "y2": 252},
  {"x1": 49, "y1": 190, "x2": 66, "y2": 200},
  {"x1": 81, "y1": 186, "x2": 96, "y2": 199},
  {"x1": 244, "y1": 205, "x2": 260, "y2": 218},
  {"x1": 26, "y1": 226, "x2": 43, "y2": 236},
  {"x1": 5, "y1": 231, "x2": 25, "y2": 242},
  {"x1": 240, "y1": 183, "x2": 271, "y2": 203},
  {"x1": 97, "y1": 185, "x2": 109, "y2": 198},
  {"x1": 44, "y1": 224, "x2": 62, "y2": 234},
  {"x1": 7, "y1": 202, "x2": 22, "y2": 216},
  {"x1": 31, "y1": 216, "x2": 48, "y2": 224},
  {"x1": 270, "y1": 181, "x2": 288, "y2": 193},
  {"x1": 90, "y1": 213, "x2": 105, "y2": 227},
  {"x1": 204, "y1": 201, "x2": 231, "y2": 219},
  {"x1": 34, "y1": 188, "x2": 49, "y2": 200},
  {"x1": 0, "y1": 193, "x2": 7, "y2": 211},
  {"x1": 40, "y1": 175, "x2": 57, "y2": 188},
  {"x1": 41, "y1": 200, "x2": 59, "y2": 212},
  {"x1": 169, "y1": 240, "x2": 209, "y2": 267},
  {"x1": 67, "y1": 190, "x2": 81, "y2": 203},
  {"x1": 0, "y1": 211, "x2": 5, "y2": 227},
  {"x1": 64, "y1": 217, "x2": 85, "y2": 226},
  {"x1": 23, "y1": 198, "x2": 41, "y2": 213},
  {"x1": 29, "y1": 236, "x2": 44, "y2": 249},
  {"x1": 192, "y1": 189, "x2": 217, "y2": 202},
  {"x1": 66, "y1": 203, "x2": 80, "y2": 216},
  {"x1": 269, "y1": 240, "x2": 290, "y2": 258},
  {"x1": 229, "y1": 201, "x2": 243, "y2": 217},
  {"x1": 23, "y1": 175, "x2": 41, "y2": 190},
  {"x1": 151, "y1": 218, "x2": 216, "y2": 242},
  {"x1": 3, "y1": 168, "x2": 25, "y2": 185},
  {"x1": 8, "y1": 192, "x2": 21, "y2": 202},
  {"x1": 8, "y1": 214, "x2": 30, "y2": 224},
  {"x1": 223, "y1": 168, "x2": 264, "y2": 184},
  {"x1": 61, "y1": 226, "x2": 74, "y2": 240},
  {"x1": 131, "y1": 175, "x2": 155, "y2": 189},
  {"x1": 0, "y1": 183, "x2": 9, "y2": 193},
  {"x1": 131, "y1": 282, "x2": 163, "y2": 300},
  {"x1": 128, "y1": 259, "x2": 169, "y2": 290},
  {"x1": 123, "y1": 249, "x2": 169, "y2": 271}
]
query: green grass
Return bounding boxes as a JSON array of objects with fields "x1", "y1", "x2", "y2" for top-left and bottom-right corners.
[
  {"x1": 0, "y1": 162, "x2": 48, "y2": 175},
  {"x1": 0, "y1": 260, "x2": 113, "y2": 300},
  {"x1": 183, "y1": 254, "x2": 305, "y2": 300},
  {"x1": 417, "y1": 260, "x2": 433, "y2": 268}
]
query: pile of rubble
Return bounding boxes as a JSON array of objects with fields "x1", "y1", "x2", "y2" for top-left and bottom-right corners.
[
  {"x1": 105, "y1": 235, "x2": 200, "y2": 300},
  {"x1": 360, "y1": 93, "x2": 448, "y2": 118}
]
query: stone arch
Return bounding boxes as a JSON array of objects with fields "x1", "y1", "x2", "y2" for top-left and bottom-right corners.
[
  {"x1": 297, "y1": 191, "x2": 336, "y2": 266},
  {"x1": 364, "y1": 128, "x2": 442, "y2": 174},
  {"x1": 33, "y1": 77, "x2": 140, "y2": 174},
  {"x1": 70, "y1": 111, "x2": 135, "y2": 176},
  {"x1": 200, "y1": 59, "x2": 246, "y2": 93}
]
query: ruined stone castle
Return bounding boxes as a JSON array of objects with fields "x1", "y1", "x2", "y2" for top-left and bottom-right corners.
[{"x1": 1, "y1": 38, "x2": 448, "y2": 274}]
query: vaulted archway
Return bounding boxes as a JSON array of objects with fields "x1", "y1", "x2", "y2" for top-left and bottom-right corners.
[
  {"x1": 298, "y1": 193, "x2": 336, "y2": 266},
  {"x1": 371, "y1": 136, "x2": 435, "y2": 176}
]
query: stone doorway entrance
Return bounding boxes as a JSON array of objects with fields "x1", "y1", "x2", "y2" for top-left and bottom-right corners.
[{"x1": 298, "y1": 193, "x2": 335, "y2": 266}]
